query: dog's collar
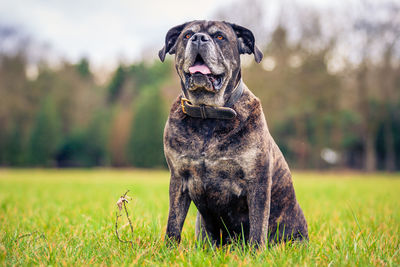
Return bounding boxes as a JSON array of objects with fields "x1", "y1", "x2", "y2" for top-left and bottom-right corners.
[{"x1": 181, "y1": 79, "x2": 243, "y2": 120}]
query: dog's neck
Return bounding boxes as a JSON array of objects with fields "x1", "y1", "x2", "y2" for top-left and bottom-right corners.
[{"x1": 180, "y1": 79, "x2": 244, "y2": 120}]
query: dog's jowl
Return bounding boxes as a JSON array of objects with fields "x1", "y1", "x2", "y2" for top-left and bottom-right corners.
[{"x1": 159, "y1": 20, "x2": 308, "y2": 247}]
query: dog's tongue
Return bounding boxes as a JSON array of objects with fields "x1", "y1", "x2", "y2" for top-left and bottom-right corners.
[{"x1": 189, "y1": 64, "x2": 211, "y2": 75}]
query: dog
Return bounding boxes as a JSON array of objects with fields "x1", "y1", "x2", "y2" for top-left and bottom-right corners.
[{"x1": 159, "y1": 20, "x2": 308, "y2": 247}]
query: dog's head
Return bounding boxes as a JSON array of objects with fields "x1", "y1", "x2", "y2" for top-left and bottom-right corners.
[{"x1": 159, "y1": 20, "x2": 263, "y2": 106}]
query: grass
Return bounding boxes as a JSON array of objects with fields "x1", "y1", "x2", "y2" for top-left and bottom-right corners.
[{"x1": 0, "y1": 169, "x2": 399, "y2": 266}]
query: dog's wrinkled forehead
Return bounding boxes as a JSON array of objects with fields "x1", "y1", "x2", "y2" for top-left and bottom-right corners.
[{"x1": 183, "y1": 21, "x2": 235, "y2": 39}]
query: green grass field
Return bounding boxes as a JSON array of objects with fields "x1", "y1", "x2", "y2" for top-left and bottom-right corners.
[{"x1": 0, "y1": 169, "x2": 399, "y2": 266}]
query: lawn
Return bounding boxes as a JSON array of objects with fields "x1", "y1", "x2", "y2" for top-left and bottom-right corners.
[{"x1": 0, "y1": 169, "x2": 399, "y2": 266}]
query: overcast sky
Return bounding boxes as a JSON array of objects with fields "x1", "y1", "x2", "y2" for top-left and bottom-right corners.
[
  {"x1": 0, "y1": 0, "x2": 237, "y2": 66},
  {"x1": 0, "y1": 0, "x2": 341, "y2": 69}
]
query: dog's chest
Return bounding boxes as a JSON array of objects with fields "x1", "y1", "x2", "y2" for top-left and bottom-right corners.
[
  {"x1": 165, "y1": 114, "x2": 259, "y2": 206},
  {"x1": 175, "y1": 151, "x2": 249, "y2": 205}
]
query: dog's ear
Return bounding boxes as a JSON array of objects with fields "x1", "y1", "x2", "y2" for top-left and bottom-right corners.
[
  {"x1": 159, "y1": 22, "x2": 189, "y2": 62},
  {"x1": 227, "y1": 23, "x2": 263, "y2": 63}
]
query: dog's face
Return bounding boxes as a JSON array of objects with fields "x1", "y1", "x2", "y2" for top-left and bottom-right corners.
[{"x1": 159, "y1": 20, "x2": 263, "y2": 106}]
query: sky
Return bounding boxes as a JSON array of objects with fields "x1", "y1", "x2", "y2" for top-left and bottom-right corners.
[
  {"x1": 0, "y1": 0, "x2": 236, "y2": 67},
  {"x1": 0, "y1": 0, "x2": 341, "y2": 70}
]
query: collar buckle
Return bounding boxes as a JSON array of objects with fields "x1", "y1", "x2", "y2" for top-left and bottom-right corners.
[{"x1": 181, "y1": 97, "x2": 190, "y2": 114}]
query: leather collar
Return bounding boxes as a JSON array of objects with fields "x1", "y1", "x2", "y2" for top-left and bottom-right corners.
[{"x1": 181, "y1": 79, "x2": 243, "y2": 120}]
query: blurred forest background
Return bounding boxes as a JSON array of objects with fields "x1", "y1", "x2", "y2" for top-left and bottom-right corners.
[{"x1": 0, "y1": 0, "x2": 399, "y2": 171}]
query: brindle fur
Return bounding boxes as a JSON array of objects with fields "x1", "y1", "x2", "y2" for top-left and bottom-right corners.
[{"x1": 160, "y1": 20, "x2": 308, "y2": 247}]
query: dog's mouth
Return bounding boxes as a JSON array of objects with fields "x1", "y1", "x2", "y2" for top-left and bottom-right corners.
[{"x1": 184, "y1": 54, "x2": 224, "y2": 91}]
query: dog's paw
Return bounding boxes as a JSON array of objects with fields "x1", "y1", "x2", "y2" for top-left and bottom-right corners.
[{"x1": 165, "y1": 234, "x2": 181, "y2": 248}]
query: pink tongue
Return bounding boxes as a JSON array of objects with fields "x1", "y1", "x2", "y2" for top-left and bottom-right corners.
[{"x1": 189, "y1": 64, "x2": 211, "y2": 75}]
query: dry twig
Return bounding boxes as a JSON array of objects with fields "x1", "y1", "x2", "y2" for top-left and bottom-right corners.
[{"x1": 115, "y1": 190, "x2": 134, "y2": 249}]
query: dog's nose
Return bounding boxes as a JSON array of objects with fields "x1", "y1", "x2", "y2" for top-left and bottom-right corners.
[{"x1": 191, "y1": 33, "x2": 210, "y2": 46}]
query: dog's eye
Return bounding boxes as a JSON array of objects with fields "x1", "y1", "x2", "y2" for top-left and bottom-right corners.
[
  {"x1": 216, "y1": 35, "x2": 224, "y2": 40},
  {"x1": 185, "y1": 33, "x2": 192, "y2": 39}
]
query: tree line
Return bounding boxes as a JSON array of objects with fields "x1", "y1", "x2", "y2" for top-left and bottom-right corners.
[{"x1": 0, "y1": 46, "x2": 171, "y2": 168}]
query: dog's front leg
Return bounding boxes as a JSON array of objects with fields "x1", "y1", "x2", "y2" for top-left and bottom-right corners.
[
  {"x1": 247, "y1": 173, "x2": 272, "y2": 247},
  {"x1": 165, "y1": 174, "x2": 191, "y2": 245}
]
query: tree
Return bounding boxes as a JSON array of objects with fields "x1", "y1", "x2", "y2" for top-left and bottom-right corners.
[
  {"x1": 76, "y1": 58, "x2": 91, "y2": 78},
  {"x1": 28, "y1": 96, "x2": 61, "y2": 166},
  {"x1": 126, "y1": 87, "x2": 167, "y2": 168},
  {"x1": 351, "y1": 0, "x2": 400, "y2": 171},
  {"x1": 0, "y1": 47, "x2": 32, "y2": 166},
  {"x1": 56, "y1": 108, "x2": 110, "y2": 167},
  {"x1": 107, "y1": 65, "x2": 126, "y2": 104},
  {"x1": 3, "y1": 123, "x2": 25, "y2": 166}
]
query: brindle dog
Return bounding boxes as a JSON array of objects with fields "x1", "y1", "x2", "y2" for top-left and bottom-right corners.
[{"x1": 159, "y1": 20, "x2": 308, "y2": 247}]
